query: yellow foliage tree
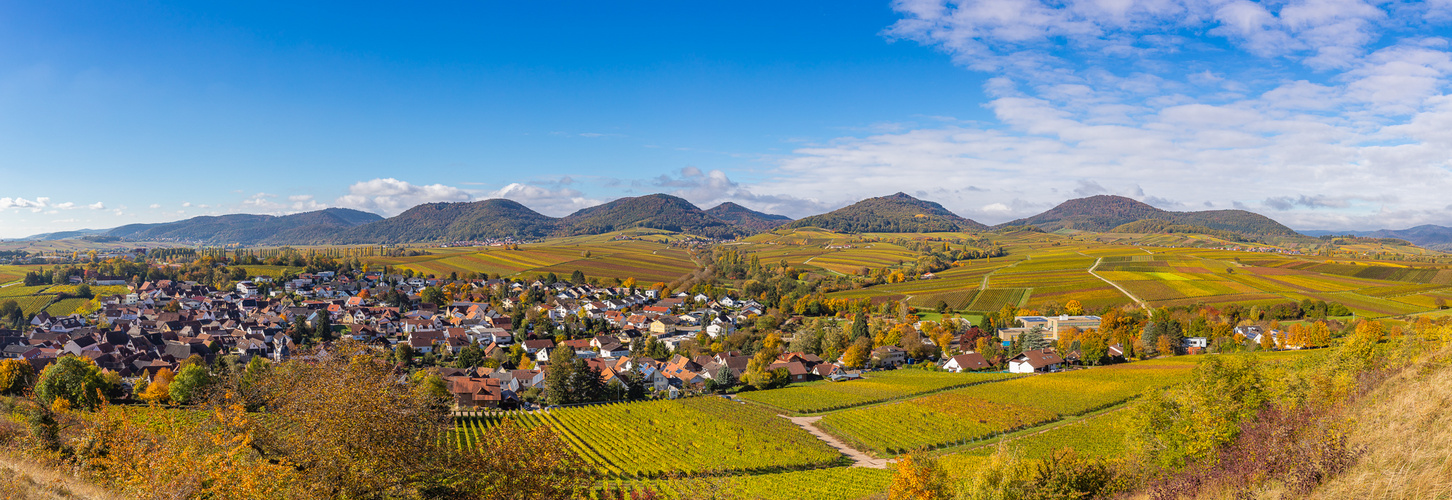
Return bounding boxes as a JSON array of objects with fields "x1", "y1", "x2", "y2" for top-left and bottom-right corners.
[
  {"x1": 0, "y1": 358, "x2": 35, "y2": 395},
  {"x1": 141, "y1": 368, "x2": 174, "y2": 404},
  {"x1": 890, "y1": 452, "x2": 946, "y2": 500},
  {"x1": 1064, "y1": 299, "x2": 1084, "y2": 316},
  {"x1": 842, "y1": 344, "x2": 870, "y2": 368}
]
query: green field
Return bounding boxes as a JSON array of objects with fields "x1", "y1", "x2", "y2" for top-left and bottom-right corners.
[{"x1": 736, "y1": 370, "x2": 1018, "y2": 414}]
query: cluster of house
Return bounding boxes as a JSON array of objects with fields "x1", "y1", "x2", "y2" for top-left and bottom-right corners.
[
  {"x1": 438, "y1": 349, "x2": 860, "y2": 408},
  {"x1": 0, "y1": 271, "x2": 784, "y2": 402}
]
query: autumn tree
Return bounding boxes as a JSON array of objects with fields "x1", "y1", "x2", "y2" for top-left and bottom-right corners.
[
  {"x1": 842, "y1": 338, "x2": 872, "y2": 368},
  {"x1": 141, "y1": 368, "x2": 175, "y2": 404},
  {"x1": 0, "y1": 358, "x2": 35, "y2": 395},
  {"x1": 891, "y1": 452, "x2": 946, "y2": 500},
  {"x1": 1064, "y1": 299, "x2": 1084, "y2": 316}
]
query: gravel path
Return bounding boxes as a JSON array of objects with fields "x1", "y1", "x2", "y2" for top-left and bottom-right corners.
[{"x1": 780, "y1": 415, "x2": 892, "y2": 469}]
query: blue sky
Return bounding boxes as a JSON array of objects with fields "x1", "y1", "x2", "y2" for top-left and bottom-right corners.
[{"x1": 3, "y1": 0, "x2": 1452, "y2": 238}]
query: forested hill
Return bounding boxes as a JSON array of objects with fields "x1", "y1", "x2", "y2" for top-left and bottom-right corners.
[
  {"x1": 557, "y1": 194, "x2": 748, "y2": 239},
  {"x1": 786, "y1": 192, "x2": 988, "y2": 233},
  {"x1": 330, "y1": 199, "x2": 560, "y2": 243},
  {"x1": 105, "y1": 208, "x2": 384, "y2": 246},
  {"x1": 705, "y1": 202, "x2": 792, "y2": 232},
  {"x1": 1002, "y1": 195, "x2": 1300, "y2": 237},
  {"x1": 335, "y1": 194, "x2": 749, "y2": 243}
]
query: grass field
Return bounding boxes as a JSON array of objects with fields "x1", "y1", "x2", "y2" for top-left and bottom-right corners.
[{"x1": 736, "y1": 370, "x2": 1018, "y2": 414}]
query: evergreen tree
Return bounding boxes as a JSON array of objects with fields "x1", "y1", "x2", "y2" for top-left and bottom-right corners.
[
  {"x1": 1020, "y1": 326, "x2": 1051, "y2": 351},
  {"x1": 544, "y1": 344, "x2": 577, "y2": 405},
  {"x1": 851, "y1": 312, "x2": 869, "y2": 340}
]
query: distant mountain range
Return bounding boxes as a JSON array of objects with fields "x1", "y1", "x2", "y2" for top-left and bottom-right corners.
[
  {"x1": 787, "y1": 192, "x2": 988, "y2": 233},
  {"x1": 102, "y1": 208, "x2": 385, "y2": 246},
  {"x1": 1302, "y1": 225, "x2": 1452, "y2": 250},
  {"x1": 31, "y1": 191, "x2": 1452, "y2": 249},
  {"x1": 1001, "y1": 195, "x2": 1300, "y2": 237}
]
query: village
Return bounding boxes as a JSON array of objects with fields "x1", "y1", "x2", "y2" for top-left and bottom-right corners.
[{"x1": 0, "y1": 266, "x2": 1141, "y2": 413}]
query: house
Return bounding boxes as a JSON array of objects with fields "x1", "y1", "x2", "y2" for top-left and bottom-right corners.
[
  {"x1": 445, "y1": 376, "x2": 504, "y2": 408},
  {"x1": 766, "y1": 360, "x2": 812, "y2": 382},
  {"x1": 871, "y1": 346, "x2": 907, "y2": 367},
  {"x1": 1008, "y1": 348, "x2": 1064, "y2": 374},
  {"x1": 941, "y1": 352, "x2": 990, "y2": 372}
]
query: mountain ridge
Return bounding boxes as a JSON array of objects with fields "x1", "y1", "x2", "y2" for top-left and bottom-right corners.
[
  {"x1": 705, "y1": 202, "x2": 792, "y2": 232},
  {"x1": 1000, "y1": 195, "x2": 1300, "y2": 237},
  {"x1": 786, "y1": 192, "x2": 988, "y2": 233}
]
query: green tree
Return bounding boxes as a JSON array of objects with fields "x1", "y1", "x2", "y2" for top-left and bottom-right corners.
[
  {"x1": 395, "y1": 344, "x2": 415, "y2": 366},
  {"x1": 544, "y1": 344, "x2": 577, "y2": 406},
  {"x1": 569, "y1": 270, "x2": 586, "y2": 284},
  {"x1": 713, "y1": 363, "x2": 736, "y2": 391},
  {"x1": 421, "y1": 286, "x2": 447, "y2": 307},
  {"x1": 169, "y1": 363, "x2": 213, "y2": 405},
  {"x1": 455, "y1": 344, "x2": 483, "y2": 368},
  {"x1": 1020, "y1": 326, "x2": 1051, "y2": 351},
  {"x1": 851, "y1": 313, "x2": 869, "y2": 340},
  {"x1": 314, "y1": 314, "x2": 335, "y2": 343},
  {"x1": 34, "y1": 356, "x2": 112, "y2": 410}
]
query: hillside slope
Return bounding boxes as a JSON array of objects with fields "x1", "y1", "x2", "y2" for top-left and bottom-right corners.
[
  {"x1": 705, "y1": 202, "x2": 792, "y2": 232},
  {"x1": 1004, "y1": 195, "x2": 1299, "y2": 237},
  {"x1": 787, "y1": 193, "x2": 987, "y2": 233}
]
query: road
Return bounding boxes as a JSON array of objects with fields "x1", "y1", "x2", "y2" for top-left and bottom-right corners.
[{"x1": 1087, "y1": 257, "x2": 1149, "y2": 312}]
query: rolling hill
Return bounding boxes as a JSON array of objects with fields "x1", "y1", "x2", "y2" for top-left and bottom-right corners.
[
  {"x1": 331, "y1": 199, "x2": 559, "y2": 243},
  {"x1": 105, "y1": 208, "x2": 384, "y2": 246},
  {"x1": 786, "y1": 193, "x2": 988, "y2": 233},
  {"x1": 1002, "y1": 195, "x2": 1300, "y2": 237},
  {"x1": 705, "y1": 202, "x2": 792, "y2": 232},
  {"x1": 557, "y1": 194, "x2": 747, "y2": 239}
]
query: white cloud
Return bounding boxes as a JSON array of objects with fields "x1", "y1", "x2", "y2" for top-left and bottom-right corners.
[
  {"x1": 649, "y1": 168, "x2": 831, "y2": 217},
  {"x1": 721, "y1": 1, "x2": 1452, "y2": 229},
  {"x1": 484, "y1": 183, "x2": 601, "y2": 216},
  {"x1": 53, "y1": 202, "x2": 75, "y2": 209},
  {"x1": 334, "y1": 178, "x2": 475, "y2": 215},
  {"x1": 149, "y1": 204, "x2": 161, "y2": 209},
  {"x1": 0, "y1": 197, "x2": 49, "y2": 212},
  {"x1": 88, "y1": 202, "x2": 105, "y2": 210}
]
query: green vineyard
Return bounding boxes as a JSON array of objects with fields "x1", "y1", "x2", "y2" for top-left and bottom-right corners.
[
  {"x1": 817, "y1": 394, "x2": 1056, "y2": 455},
  {"x1": 735, "y1": 370, "x2": 1019, "y2": 414},
  {"x1": 454, "y1": 397, "x2": 844, "y2": 479}
]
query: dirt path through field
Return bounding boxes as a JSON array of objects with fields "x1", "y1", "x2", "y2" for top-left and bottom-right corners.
[
  {"x1": 780, "y1": 415, "x2": 891, "y2": 469},
  {"x1": 1088, "y1": 257, "x2": 1149, "y2": 312}
]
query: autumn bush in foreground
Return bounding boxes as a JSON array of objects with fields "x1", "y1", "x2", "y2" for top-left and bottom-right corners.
[{"x1": 2, "y1": 340, "x2": 595, "y2": 500}]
